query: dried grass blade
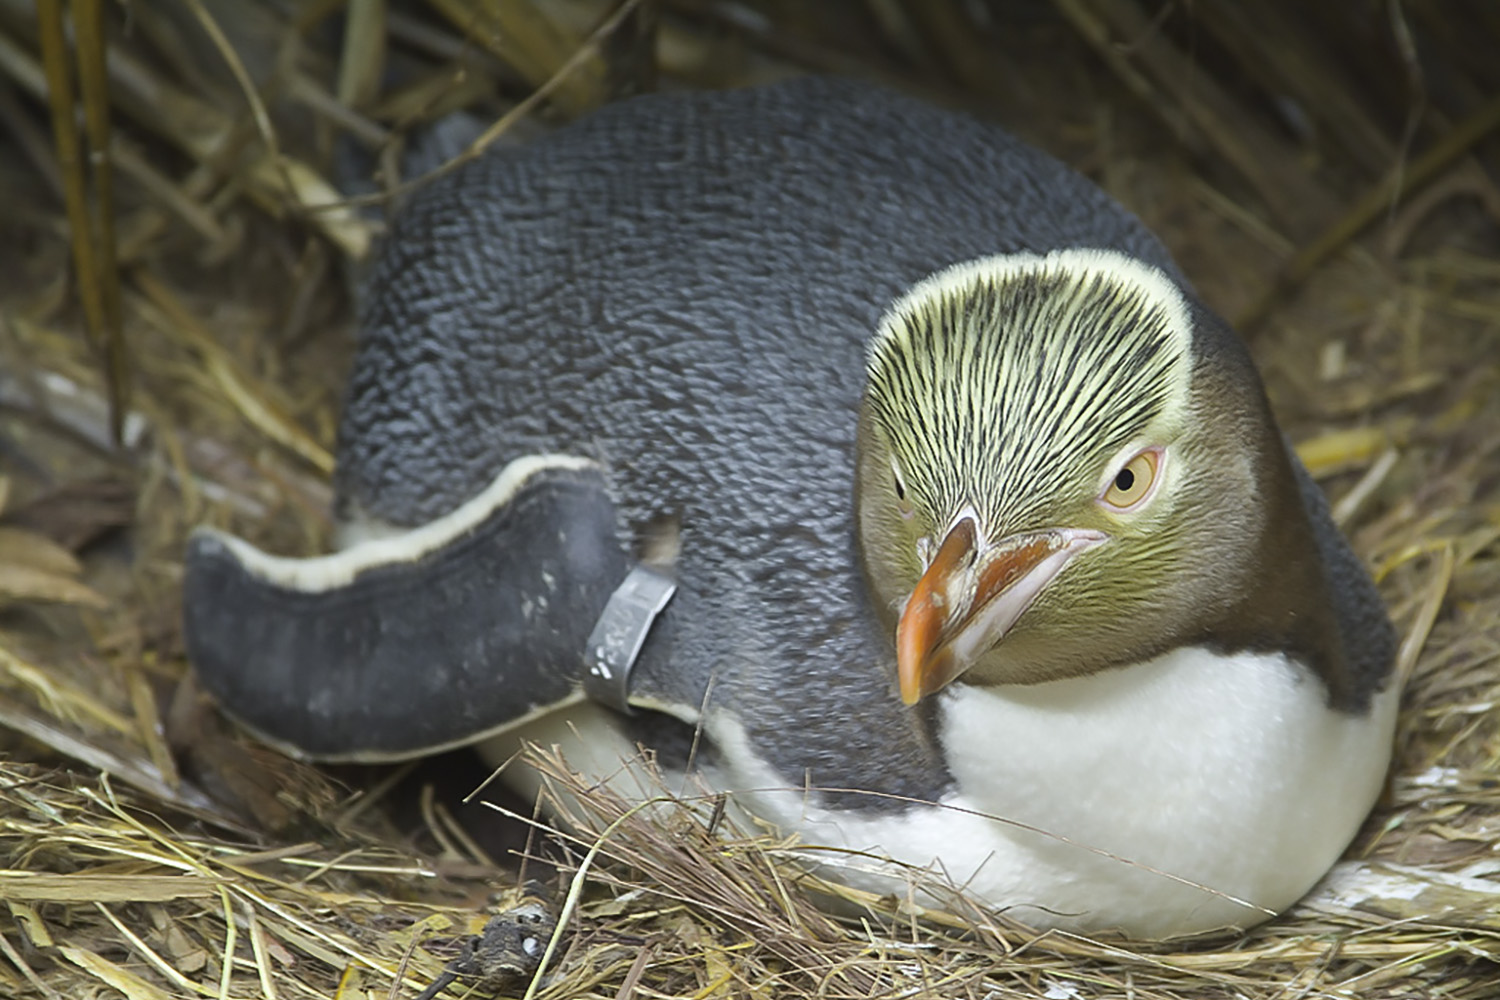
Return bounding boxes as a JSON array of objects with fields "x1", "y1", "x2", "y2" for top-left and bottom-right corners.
[
  {"x1": 244, "y1": 153, "x2": 373, "y2": 259},
  {"x1": 59, "y1": 944, "x2": 172, "y2": 1000},
  {"x1": 0, "y1": 699, "x2": 217, "y2": 813},
  {"x1": 1051, "y1": 0, "x2": 1331, "y2": 238},
  {"x1": 7, "y1": 900, "x2": 53, "y2": 948},
  {"x1": 0, "y1": 562, "x2": 108, "y2": 608},
  {"x1": 5, "y1": 12, "x2": 372, "y2": 260},
  {"x1": 0, "y1": 926, "x2": 62, "y2": 1000},
  {"x1": 1331, "y1": 448, "x2": 1399, "y2": 526},
  {"x1": 1396, "y1": 544, "x2": 1455, "y2": 687},
  {"x1": 110, "y1": 140, "x2": 230, "y2": 248},
  {"x1": 522, "y1": 793, "x2": 681, "y2": 1000},
  {"x1": 125, "y1": 665, "x2": 180, "y2": 793},
  {"x1": 1308, "y1": 861, "x2": 1500, "y2": 932},
  {"x1": 0, "y1": 526, "x2": 83, "y2": 576},
  {"x1": 337, "y1": 0, "x2": 387, "y2": 109},
  {"x1": 1190, "y1": 0, "x2": 1395, "y2": 175},
  {"x1": 613, "y1": 942, "x2": 654, "y2": 1000},
  {"x1": 34, "y1": 0, "x2": 129, "y2": 443},
  {"x1": 223, "y1": 883, "x2": 426, "y2": 991},
  {"x1": 347, "y1": 0, "x2": 643, "y2": 211},
  {"x1": 1239, "y1": 92, "x2": 1500, "y2": 332},
  {"x1": 0, "y1": 872, "x2": 218, "y2": 902},
  {"x1": 245, "y1": 902, "x2": 280, "y2": 1000},
  {"x1": 1296, "y1": 427, "x2": 1391, "y2": 478},
  {"x1": 71, "y1": 0, "x2": 129, "y2": 443},
  {"x1": 425, "y1": 0, "x2": 604, "y2": 116},
  {"x1": 176, "y1": 0, "x2": 285, "y2": 198},
  {"x1": 95, "y1": 901, "x2": 218, "y2": 997},
  {"x1": 0, "y1": 644, "x2": 135, "y2": 734},
  {"x1": 215, "y1": 884, "x2": 235, "y2": 1000},
  {"x1": 133, "y1": 269, "x2": 335, "y2": 475}
]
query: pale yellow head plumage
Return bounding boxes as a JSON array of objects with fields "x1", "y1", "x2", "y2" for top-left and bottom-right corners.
[
  {"x1": 855, "y1": 249, "x2": 1237, "y2": 702},
  {"x1": 866, "y1": 249, "x2": 1194, "y2": 530}
]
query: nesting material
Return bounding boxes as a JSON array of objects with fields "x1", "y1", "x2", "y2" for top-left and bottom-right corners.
[{"x1": 0, "y1": 1, "x2": 1498, "y2": 997}]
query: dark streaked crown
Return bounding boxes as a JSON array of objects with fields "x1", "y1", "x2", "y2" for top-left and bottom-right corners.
[{"x1": 865, "y1": 249, "x2": 1195, "y2": 531}]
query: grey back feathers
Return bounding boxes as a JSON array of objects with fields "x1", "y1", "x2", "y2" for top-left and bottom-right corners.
[
  {"x1": 332, "y1": 77, "x2": 1192, "y2": 798},
  {"x1": 337, "y1": 79, "x2": 1182, "y2": 530}
]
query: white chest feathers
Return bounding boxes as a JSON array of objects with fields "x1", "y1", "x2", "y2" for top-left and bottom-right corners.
[
  {"x1": 705, "y1": 646, "x2": 1398, "y2": 938},
  {"x1": 490, "y1": 646, "x2": 1398, "y2": 939}
]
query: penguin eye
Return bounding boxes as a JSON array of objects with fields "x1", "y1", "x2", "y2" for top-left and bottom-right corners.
[{"x1": 1100, "y1": 449, "x2": 1161, "y2": 512}]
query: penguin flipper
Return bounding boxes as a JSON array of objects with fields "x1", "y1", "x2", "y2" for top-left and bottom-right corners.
[{"x1": 183, "y1": 456, "x2": 630, "y2": 762}]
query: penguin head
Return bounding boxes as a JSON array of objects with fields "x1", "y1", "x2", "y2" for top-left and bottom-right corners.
[{"x1": 856, "y1": 248, "x2": 1273, "y2": 703}]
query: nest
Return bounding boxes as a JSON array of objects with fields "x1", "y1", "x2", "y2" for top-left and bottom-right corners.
[{"x1": 1, "y1": 1, "x2": 1498, "y2": 997}]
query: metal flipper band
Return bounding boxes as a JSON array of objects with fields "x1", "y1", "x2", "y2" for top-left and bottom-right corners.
[{"x1": 583, "y1": 564, "x2": 676, "y2": 713}]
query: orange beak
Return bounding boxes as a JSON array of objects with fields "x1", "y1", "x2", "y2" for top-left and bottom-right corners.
[{"x1": 895, "y1": 521, "x2": 1102, "y2": 705}]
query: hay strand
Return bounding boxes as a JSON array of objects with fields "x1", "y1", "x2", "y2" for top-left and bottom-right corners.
[
  {"x1": 34, "y1": 0, "x2": 129, "y2": 443},
  {"x1": 1238, "y1": 91, "x2": 1500, "y2": 333}
]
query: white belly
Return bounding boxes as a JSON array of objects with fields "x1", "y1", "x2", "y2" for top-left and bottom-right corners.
[{"x1": 485, "y1": 646, "x2": 1399, "y2": 939}]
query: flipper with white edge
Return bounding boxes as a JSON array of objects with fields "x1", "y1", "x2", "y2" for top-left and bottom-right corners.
[{"x1": 183, "y1": 459, "x2": 633, "y2": 762}]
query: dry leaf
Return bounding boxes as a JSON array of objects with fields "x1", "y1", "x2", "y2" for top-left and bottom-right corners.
[
  {"x1": 0, "y1": 564, "x2": 110, "y2": 609},
  {"x1": 0, "y1": 525, "x2": 84, "y2": 576},
  {"x1": 164, "y1": 921, "x2": 208, "y2": 974}
]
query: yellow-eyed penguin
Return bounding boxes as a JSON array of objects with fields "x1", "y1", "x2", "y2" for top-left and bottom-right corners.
[{"x1": 183, "y1": 76, "x2": 1399, "y2": 938}]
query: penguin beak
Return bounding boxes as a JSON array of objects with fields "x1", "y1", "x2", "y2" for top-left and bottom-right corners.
[{"x1": 896, "y1": 519, "x2": 1105, "y2": 705}]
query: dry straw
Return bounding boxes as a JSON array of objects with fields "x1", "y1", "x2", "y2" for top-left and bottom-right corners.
[{"x1": 0, "y1": 1, "x2": 1497, "y2": 997}]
